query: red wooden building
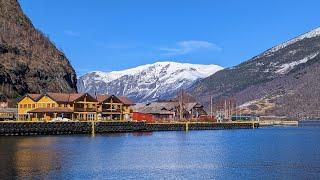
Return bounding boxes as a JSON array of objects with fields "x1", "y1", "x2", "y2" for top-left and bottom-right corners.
[{"x1": 132, "y1": 112, "x2": 155, "y2": 123}]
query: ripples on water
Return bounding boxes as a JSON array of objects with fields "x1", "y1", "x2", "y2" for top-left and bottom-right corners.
[{"x1": 0, "y1": 122, "x2": 320, "y2": 179}]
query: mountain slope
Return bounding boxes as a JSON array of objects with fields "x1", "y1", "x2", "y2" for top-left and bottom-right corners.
[
  {"x1": 190, "y1": 27, "x2": 320, "y2": 119},
  {"x1": 78, "y1": 62, "x2": 223, "y2": 102},
  {"x1": 0, "y1": 0, "x2": 77, "y2": 101}
]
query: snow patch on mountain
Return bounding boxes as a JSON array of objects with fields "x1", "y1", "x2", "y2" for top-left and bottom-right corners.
[
  {"x1": 78, "y1": 61, "x2": 223, "y2": 102},
  {"x1": 257, "y1": 27, "x2": 320, "y2": 58},
  {"x1": 276, "y1": 52, "x2": 319, "y2": 74}
]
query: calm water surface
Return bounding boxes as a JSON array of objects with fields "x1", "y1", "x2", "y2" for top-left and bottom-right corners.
[{"x1": 1, "y1": 123, "x2": 320, "y2": 179}]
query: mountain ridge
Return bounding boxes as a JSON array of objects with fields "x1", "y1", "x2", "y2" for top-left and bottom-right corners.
[
  {"x1": 78, "y1": 61, "x2": 223, "y2": 102},
  {"x1": 190, "y1": 27, "x2": 320, "y2": 119}
]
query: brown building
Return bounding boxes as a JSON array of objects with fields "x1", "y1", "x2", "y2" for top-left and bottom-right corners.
[
  {"x1": 132, "y1": 101, "x2": 207, "y2": 121},
  {"x1": 18, "y1": 93, "x2": 134, "y2": 121}
]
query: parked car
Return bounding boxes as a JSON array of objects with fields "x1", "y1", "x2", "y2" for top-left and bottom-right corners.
[{"x1": 50, "y1": 117, "x2": 73, "y2": 122}]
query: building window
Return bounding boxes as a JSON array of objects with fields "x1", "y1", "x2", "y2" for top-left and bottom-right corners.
[
  {"x1": 23, "y1": 104, "x2": 27, "y2": 108},
  {"x1": 32, "y1": 104, "x2": 35, "y2": 108},
  {"x1": 47, "y1": 104, "x2": 51, "y2": 108},
  {"x1": 87, "y1": 113, "x2": 95, "y2": 121},
  {"x1": 52, "y1": 103, "x2": 55, "y2": 107},
  {"x1": 20, "y1": 104, "x2": 23, "y2": 108}
]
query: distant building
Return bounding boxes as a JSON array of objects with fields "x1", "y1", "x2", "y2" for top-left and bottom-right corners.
[
  {"x1": 133, "y1": 102, "x2": 176, "y2": 120},
  {"x1": 17, "y1": 93, "x2": 135, "y2": 121},
  {"x1": 0, "y1": 108, "x2": 17, "y2": 121},
  {"x1": 132, "y1": 101, "x2": 207, "y2": 121},
  {"x1": 0, "y1": 94, "x2": 8, "y2": 108}
]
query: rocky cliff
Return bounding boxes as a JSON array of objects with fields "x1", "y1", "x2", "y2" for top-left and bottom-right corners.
[{"x1": 0, "y1": 0, "x2": 77, "y2": 101}]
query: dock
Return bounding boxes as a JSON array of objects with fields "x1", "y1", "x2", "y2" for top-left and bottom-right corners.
[{"x1": 0, "y1": 121, "x2": 259, "y2": 136}]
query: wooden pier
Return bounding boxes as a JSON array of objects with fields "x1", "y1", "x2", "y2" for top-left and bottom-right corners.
[{"x1": 0, "y1": 121, "x2": 259, "y2": 136}]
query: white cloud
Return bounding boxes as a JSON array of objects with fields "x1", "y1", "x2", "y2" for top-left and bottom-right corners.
[{"x1": 160, "y1": 40, "x2": 221, "y2": 56}]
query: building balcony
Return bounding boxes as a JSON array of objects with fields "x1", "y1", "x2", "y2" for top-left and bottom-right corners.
[
  {"x1": 101, "y1": 108, "x2": 122, "y2": 113},
  {"x1": 74, "y1": 107, "x2": 97, "y2": 112}
]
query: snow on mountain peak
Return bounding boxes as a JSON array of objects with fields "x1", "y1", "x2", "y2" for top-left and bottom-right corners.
[
  {"x1": 77, "y1": 61, "x2": 223, "y2": 102},
  {"x1": 260, "y1": 27, "x2": 320, "y2": 57},
  {"x1": 89, "y1": 61, "x2": 222, "y2": 83}
]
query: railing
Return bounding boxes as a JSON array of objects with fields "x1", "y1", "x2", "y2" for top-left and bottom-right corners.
[
  {"x1": 102, "y1": 108, "x2": 122, "y2": 113},
  {"x1": 74, "y1": 107, "x2": 97, "y2": 112}
]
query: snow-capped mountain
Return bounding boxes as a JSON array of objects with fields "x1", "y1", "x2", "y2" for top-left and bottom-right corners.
[
  {"x1": 259, "y1": 27, "x2": 320, "y2": 57},
  {"x1": 191, "y1": 26, "x2": 320, "y2": 118},
  {"x1": 77, "y1": 62, "x2": 223, "y2": 102}
]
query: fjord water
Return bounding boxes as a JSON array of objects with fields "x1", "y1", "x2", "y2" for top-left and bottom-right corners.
[{"x1": 1, "y1": 123, "x2": 320, "y2": 179}]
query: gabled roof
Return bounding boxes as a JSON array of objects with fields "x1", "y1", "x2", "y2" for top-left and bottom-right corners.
[
  {"x1": 133, "y1": 102, "x2": 178, "y2": 115},
  {"x1": 132, "y1": 102, "x2": 205, "y2": 115},
  {"x1": 118, "y1": 96, "x2": 135, "y2": 105},
  {"x1": 184, "y1": 103, "x2": 199, "y2": 111},
  {"x1": 28, "y1": 94, "x2": 42, "y2": 101},
  {"x1": 45, "y1": 92, "x2": 87, "y2": 103},
  {"x1": 18, "y1": 93, "x2": 42, "y2": 103},
  {"x1": 96, "y1": 94, "x2": 129, "y2": 104},
  {"x1": 96, "y1": 94, "x2": 111, "y2": 103}
]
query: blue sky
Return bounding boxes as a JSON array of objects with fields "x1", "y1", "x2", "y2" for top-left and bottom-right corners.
[{"x1": 19, "y1": 0, "x2": 320, "y2": 76}]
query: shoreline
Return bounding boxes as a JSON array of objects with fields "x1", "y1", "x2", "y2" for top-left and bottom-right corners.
[
  {"x1": 0, "y1": 121, "x2": 259, "y2": 136},
  {"x1": 259, "y1": 120, "x2": 299, "y2": 126}
]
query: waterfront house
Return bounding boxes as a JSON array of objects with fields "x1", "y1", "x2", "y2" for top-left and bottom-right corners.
[
  {"x1": 18, "y1": 93, "x2": 42, "y2": 120},
  {"x1": 184, "y1": 102, "x2": 207, "y2": 119},
  {"x1": 96, "y1": 95, "x2": 135, "y2": 121},
  {"x1": 132, "y1": 102, "x2": 176, "y2": 120},
  {"x1": 118, "y1": 96, "x2": 135, "y2": 120},
  {"x1": 132, "y1": 101, "x2": 207, "y2": 121},
  {"x1": 17, "y1": 93, "x2": 134, "y2": 121},
  {"x1": 18, "y1": 93, "x2": 98, "y2": 121}
]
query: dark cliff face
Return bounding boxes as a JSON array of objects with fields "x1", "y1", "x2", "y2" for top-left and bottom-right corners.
[
  {"x1": 190, "y1": 28, "x2": 320, "y2": 118},
  {"x1": 0, "y1": 0, "x2": 77, "y2": 100}
]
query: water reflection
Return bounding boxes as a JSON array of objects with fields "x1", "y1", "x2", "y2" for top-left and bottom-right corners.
[
  {"x1": 132, "y1": 132, "x2": 153, "y2": 136},
  {"x1": 0, "y1": 126, "x2": 320, "y2": 179},
  {"x1": 0, "y1": 137, "x2": 62, "y2": 179}
]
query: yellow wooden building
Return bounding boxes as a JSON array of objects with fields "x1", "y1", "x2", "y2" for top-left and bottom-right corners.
[
  {"x1": 96, "y1": 95, "x2": 134, "y2": 121},
  {"x1": 17, "y1": 93, "x2": 134, "y2": 121}
]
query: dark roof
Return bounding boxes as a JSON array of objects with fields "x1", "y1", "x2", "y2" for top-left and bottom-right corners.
[
  {"x1": 17, "y1": 93, "x2": 42, "y2": 103},
  {"x1": 132, "y1": 102, "x2": 177, "y2": 115},
  {"x1": 28, "y1": 107, "x2": 73, "y2": 113},
  {"x1": 27, "y1": 94, "x2": 42, "y2": 101}
]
